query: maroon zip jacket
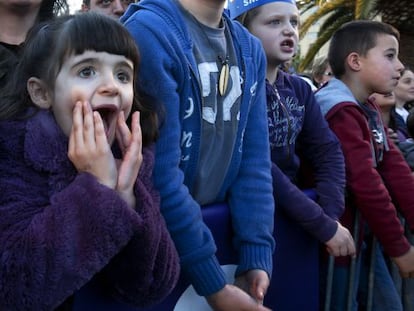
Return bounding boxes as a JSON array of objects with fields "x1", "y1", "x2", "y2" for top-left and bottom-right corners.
[{"x1": 316, "y1": 78, "x2": 414, "y2": 263}]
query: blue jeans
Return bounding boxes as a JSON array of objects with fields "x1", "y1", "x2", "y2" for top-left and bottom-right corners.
[
  {"x1": 358, "y1": 238, "x2": 403, "y2": 311},
  {"x1": 320, "y1": 255, "x2": 361, "y2": 311},
  {"x1": 321, "y1": 238, "x2": 403, "y2": 311}
]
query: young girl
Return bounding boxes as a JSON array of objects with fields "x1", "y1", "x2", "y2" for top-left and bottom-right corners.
[
  {"x1": 228, "y1": 1, "x2": 355, "y2": 310},
  {"x1": 0, "y1": 13, "x2": 179, "y2": 310},
  {"x1": 394, "y1": 67, "x2": 414, "y2": 123}
]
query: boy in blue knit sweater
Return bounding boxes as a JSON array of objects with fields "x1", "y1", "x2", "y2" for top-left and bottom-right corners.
[{"x1": 122, "y1": 0, "x2": 274, "y2": 310}]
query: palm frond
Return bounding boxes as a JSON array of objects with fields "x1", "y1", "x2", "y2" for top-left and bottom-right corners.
[
  {"x1": 318, "y1": 8, "x2": 352, "y2": 34},
  {"x1": 355, "y1": 0, "x2": 379, "y2": 19},
  {"x1": 299, "y1": 0, "x2": 348, "y2": 40},
  {"x1": 298, "y1": 13, "x2": 352, "y2": 72}
]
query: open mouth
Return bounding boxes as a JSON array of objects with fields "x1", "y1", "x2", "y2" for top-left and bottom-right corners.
[
  {"x1": 281, "y1": 39, "x2": 294, "y2": 49},
  {"x1": 94, "y1": 105, "x2": 118, "y2": 136}
]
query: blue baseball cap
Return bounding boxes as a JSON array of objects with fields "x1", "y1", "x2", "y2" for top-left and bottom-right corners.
[{"x1": 227, "y1": 0, "x2": 297, "y2": 19}]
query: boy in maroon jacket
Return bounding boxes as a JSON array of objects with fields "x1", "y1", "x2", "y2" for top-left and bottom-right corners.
[{"x1": 315, "y1": 20, "x2": 414, "y2": 311}]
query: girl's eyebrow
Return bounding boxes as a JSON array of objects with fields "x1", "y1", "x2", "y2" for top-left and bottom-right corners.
[
  {"x1": 71, "y1": 57, "x2": 98, "y2": 68},
  {"x1": 71, "y1": 58, "x2": 133, "y2": 70},
  {"x1": 267, "y1": 13, "x2": 299, "y2": 19},
  {"x1": 117, "y1": 60, "x2": 134, "y2": 70}
]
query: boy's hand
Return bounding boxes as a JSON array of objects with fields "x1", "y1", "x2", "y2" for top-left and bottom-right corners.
[
  {"x1": 325, "y1": 222, "x2": 356, "y2": 257},
  {"x1": 234, "y1": 269, "x2": 269, "y2": 305},
  {"x1": 392, "y1": 246, "x2": 414, "y2": 278},
  {"x1": 68, "y1": 101, "x2": 117, "y2": 189},
  {"x1": 206, "y1": 284, "x2": 271, "y2": 311}
]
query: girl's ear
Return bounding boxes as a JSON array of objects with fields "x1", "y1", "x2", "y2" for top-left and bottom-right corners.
[{"x1": 27, "y1": 77, "x2": 52, "y2": 109}]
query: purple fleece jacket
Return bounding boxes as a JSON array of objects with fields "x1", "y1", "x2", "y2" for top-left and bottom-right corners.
[{"x1": 0, "y1": 109, "x2": 179, "y2": 310}]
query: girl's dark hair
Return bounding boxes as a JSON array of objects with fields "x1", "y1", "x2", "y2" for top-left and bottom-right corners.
[
  {"x1": 0, "y1": 13, "x2": 159, "y2": 146},
  {"x1": 329, "y1": 20, "x2": 400, "y2": 79},
  {"x1": 236, "y1": 6, "x2": 262, "y2": 28}
]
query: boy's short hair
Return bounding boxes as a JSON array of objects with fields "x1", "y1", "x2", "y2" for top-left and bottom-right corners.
[{"x1": 328, "y1": 20, "x2": 400, "y2": 78}]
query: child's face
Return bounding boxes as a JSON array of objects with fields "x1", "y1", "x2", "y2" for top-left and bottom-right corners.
[
  {"x1": 82, "y1": 0, "x2": 135, "y2": 19},
  {"x1": 359, "y1": 34, "x2": 403, "y2": 95},
  {"x1": 314, "y1": 64, "x2": 333, "y2": 87},
  {"x1": 53, "y1": 50, "x2": 134, "y2": 144},
  {"x1": 246, "y1": 2, "x2": 299, "y2": 67},
  {"x1": 394, "y1": 69, "x2": 414, "y2": 104}
]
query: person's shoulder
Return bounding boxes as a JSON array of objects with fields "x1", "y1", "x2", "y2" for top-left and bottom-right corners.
[
  {"x1": 295, "y1": 74, "x2": 317, "y2": 92},
  {"x1": 122, "y1": 0, "x2": 177, "y2": 26},
  {"x1": 285, "y1": 72, "x2": 318, "y2": 93},
  {"x1": 0, "y1": 117, "x2": 26, "y2": 154},
  {"x1": 315, "y1": 78, "x2": 360, "y2": 117}
]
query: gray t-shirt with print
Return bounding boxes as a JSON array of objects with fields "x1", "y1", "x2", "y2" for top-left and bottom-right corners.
[{"x1": 182, "y1": 11, "x2": 242, "y2": 205}]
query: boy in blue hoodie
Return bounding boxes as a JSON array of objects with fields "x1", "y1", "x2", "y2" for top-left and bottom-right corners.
[
  {"x1": 121, "y1": 0, "x2": 274, "y2": 310},
  {"x1": 228, "y1": 0, "x2": 355, "y2": 310}
]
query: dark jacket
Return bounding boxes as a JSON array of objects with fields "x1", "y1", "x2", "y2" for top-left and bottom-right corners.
[
  {"x1": 0, "y1": 42, "x2": 20, "y2": 89},
  {"x1": 316, "y1": 78, "x2": 414, "y2": 260},
  {"x1": 0, "y1": 109, "x2": 179, "y2": 310},
  {"x1": 268, "y1": 71, "x2": 345, "y2": 242}
]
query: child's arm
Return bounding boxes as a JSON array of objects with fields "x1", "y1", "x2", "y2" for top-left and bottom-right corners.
[
  {"x1": 272, "y1": 163, "x2": 355, "y2": 256},
  {"x1": 98, "y1": 146, "x2": 180, "y2": 307},
  {"x1": 379, "y1": 135, "x2": 414, "y2": 232},
  {"x1": 0, "y1": 169, "x2": 146, "y2": 310},
  {"x1": 299, "y1": 88, "x2": 345, "y2": 220},
  {"x1": 69, "y1": 104, "x2": 180, "y2": 305},
  {"x1": 327, "y1": 105, "x2": 411, "y2": 259}
]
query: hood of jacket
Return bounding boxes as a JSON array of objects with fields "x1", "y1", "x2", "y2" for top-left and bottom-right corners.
[{"x1": 315, "y1": 77, "x2": 358, "y2": 117}]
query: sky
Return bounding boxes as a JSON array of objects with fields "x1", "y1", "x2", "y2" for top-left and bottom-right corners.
[{"x1": 69, "y1": 0, "x2": 82, "y2": 13}]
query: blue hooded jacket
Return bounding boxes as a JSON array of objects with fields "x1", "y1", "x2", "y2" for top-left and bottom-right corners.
[{"x1": 122, "y1": 0, "x2": 274, "y2": 297}]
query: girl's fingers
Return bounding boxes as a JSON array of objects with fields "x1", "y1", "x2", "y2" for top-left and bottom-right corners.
[
  {"x1": 82, "y1": 101, "x2": 96, "y2": 148},
  {"x1": 124, "y1": 111, "x2": 142, "y2": 160},
  {"x1": 116, "y1": 111, "x2": 142, "y2": 192},
  {"x1": 71, "y1": 101, "x2": 85, "y2": 149},
  {"x1": 130, "y1": 111, "x2": 142, "y2": 151},
  {"x1": 116, "y1": 111, "x2": 131, "y2": 153},
  {"x1": 93, "y1": 111, "x2": 109, "y2": 149}
]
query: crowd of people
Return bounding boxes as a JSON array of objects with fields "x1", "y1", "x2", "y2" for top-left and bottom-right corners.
[{"x1": 1, "y1": 0, "x2": 414, "y2": 310}]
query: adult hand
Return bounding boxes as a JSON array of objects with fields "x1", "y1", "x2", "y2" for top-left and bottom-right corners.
[
  {"x1": 234, "y1": 269, "x2": 270, "y2": 305},
  {"x1": 325, "y1": 221, "x2": 356, "y2": 257},
  {"x1": 206, "y1": 284, "x2": 271, "y2": 311}
]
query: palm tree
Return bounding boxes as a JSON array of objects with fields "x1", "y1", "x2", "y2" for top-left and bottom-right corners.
[
  {"x1": 297, "y1": 0, "x2": 414, "y2": 72},
  {"x1": 297, "y1": 0, "x2": 380, "y2": 72}
]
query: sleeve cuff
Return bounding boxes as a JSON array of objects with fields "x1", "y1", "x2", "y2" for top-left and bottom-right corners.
[{"x1": 184, "y1": 255, "x2": 226, "y2": 296}]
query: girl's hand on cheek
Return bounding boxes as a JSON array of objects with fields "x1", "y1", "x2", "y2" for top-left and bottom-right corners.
[
  {"x1": 115, "y1": 111, "x2": 142, "y2": 208},
  {"x1": 68, "y1": 101, "x2": 117, "y2": 189}
]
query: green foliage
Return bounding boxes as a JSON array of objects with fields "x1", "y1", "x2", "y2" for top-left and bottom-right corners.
[{"x1": 297, "y1": 0, "x2": 380, "y2": 72}]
